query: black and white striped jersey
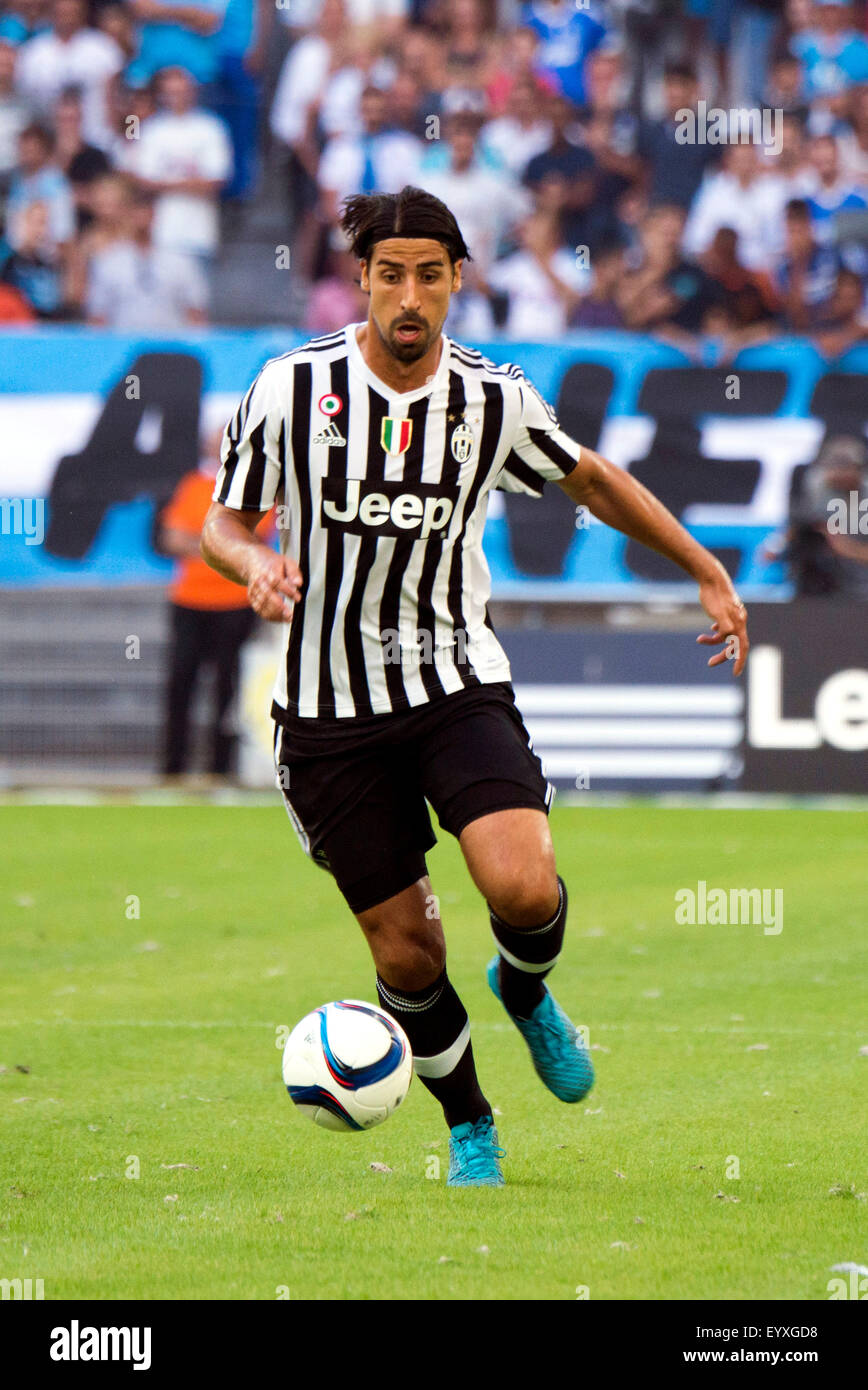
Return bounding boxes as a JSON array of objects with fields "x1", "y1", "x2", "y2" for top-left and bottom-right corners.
[{"x1": 214, "y1": 321, "x2": 583, "y2": 719}]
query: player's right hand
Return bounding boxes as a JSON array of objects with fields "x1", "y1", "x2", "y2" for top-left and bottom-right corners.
[{"x1": 246, "y1": 549, "x2": 303, "y2": 622}]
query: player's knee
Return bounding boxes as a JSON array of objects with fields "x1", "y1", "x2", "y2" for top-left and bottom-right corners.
[
  {"x1": 361, "y1": 915, "x2": 445, "y2": 990},
  {"x1": 377, "y1": 933, "x2": 445, "y2": 991},
  {"x1": 489, "y1": 869, "x2": 560, "y2": 928}
]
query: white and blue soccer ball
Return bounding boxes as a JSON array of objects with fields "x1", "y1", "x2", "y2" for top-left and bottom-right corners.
[{"x1": 282, "y1": 1000, "x2": 413, "y2": 1132}]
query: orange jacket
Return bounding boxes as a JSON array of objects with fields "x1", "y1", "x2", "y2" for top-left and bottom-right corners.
[{"x1": 160, "y1": 471, "x2": 273, "y2": 611}]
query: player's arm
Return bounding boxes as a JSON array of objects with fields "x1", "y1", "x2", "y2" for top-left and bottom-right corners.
[
  {"x1": 201, "y1": 501, "x2": 303, "y2": 622},
  {"x1": 205, "y1": 361, "x2": 301, "y2": 620},
  {"x1": 557, "y1": 447, "x2": 749, "y2": 675}
]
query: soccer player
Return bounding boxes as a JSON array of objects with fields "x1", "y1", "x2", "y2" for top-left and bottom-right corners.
[{"x1": 201, "y1": 185, "x2": 749, "y2": 1187}]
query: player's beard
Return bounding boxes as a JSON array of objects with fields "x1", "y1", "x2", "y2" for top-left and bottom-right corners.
[{"x1": 381, "y1": 315, "x2": 432, "y2": 363}]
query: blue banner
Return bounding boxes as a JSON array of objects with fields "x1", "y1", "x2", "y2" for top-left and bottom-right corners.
[{"x1": 1, "y1": 328, "x2": 865, "y2": 593}]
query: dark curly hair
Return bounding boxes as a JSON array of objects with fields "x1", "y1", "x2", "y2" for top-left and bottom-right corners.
[{"x1": 339, "y1": 185, "x2": 472, "y2": 268}]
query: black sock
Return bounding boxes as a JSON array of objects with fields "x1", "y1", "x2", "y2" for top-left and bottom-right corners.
[
  {"x1": 376, "y1": 970, "x2": 490, "y2": 1129},
  {"x1": 489, "y1": 875, "x2": 568, "y2": 1019}
]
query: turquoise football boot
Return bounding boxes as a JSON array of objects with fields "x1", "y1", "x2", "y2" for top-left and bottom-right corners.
[
  {"x1": 487, "y1": 956, "x2": 594, "y2": 1103},
  {"x1": 447, "y1": 1114, "x2": 506, "y2": 1187}
]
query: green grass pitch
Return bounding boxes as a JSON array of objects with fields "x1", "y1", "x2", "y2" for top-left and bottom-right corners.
[{"x1": 1, "y1": 802, "x2": 866, "y2": 1301}]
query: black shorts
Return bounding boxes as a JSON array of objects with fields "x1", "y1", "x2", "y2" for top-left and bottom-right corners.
[{"x1": 272, "y1": 681, "x2": 554, "y2": 914}]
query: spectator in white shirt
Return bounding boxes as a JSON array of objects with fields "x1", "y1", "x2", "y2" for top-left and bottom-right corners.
[
  {"x1": 416, "y1": 111, "x2": 534, "y2": 337},
  {"x1": 132, "y1": 65, "x2": 232, "y2": 266},
  {"x1": 269, "y1": 0, "x2": 347, "y2": 153},
  {"x1": 274, "y1": 23, "x2": 396, "y2": 154},
  {"x1": 482, "y1": 209, "x2": 590, "y2": 339},
  {"x1": 14, "y1": 0, "x2": 123, "y2": 150},
  {"x1": 86, "y1": 184, "x2": 209, "y2": 329},
  {"x1": 318, "y1": 28, "x2": 398, "y2": 141},
  {"x1": 417, "y1": 112, "x2": 532, "y2": 279},
  {"x1": 683, "y1": 142, "x2": 790, "y2": 272},
  {"x1": 481, "y1": 74, "x2": 552, "y2": 179},
  {"x1": 64, "y1": 170, "x2": 135, "y2": 313},
  {"x1": 318, "y1": 84, "x2": 422, "y2": 246},
  {"x1": 268, "y1": 0, "x2": 347, "y2": 274}
]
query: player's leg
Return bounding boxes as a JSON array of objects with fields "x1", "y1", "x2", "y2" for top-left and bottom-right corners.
[
  {"x1": 273, "y1": 719, "x2": 500, "y2": 1179},
  {"x1": 355, "y1": 875, "x2": 505, "y2": 1187},
  {"x1": 460, "y1": 806, "x2": 593, "y2": 1103},
  {"x1": 460, "y1": 806, "x2": 561, "y2": 1018},
  {"x1": 416, "y1": 683, "x2": 593, "y2": 1103},
  {"x1": 352, "y1": 874, "x2": 491, "y2": 1132}
]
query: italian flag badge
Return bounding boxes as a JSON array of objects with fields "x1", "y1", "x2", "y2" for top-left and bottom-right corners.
[{"x1": 381, "y1": 417, "x2": 413, "y2": 455}]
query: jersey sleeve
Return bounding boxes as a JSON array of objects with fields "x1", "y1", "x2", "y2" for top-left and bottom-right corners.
[
  {"x1": 214, "y1": 362, "x2": 287, "y2": 512},
  {"x1": 495, "y1": 370, "x2": 583, "y2": 496}
]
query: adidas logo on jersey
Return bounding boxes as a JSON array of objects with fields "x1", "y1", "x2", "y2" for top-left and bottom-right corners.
[
  {"x1": 321, "y1": 477, "x2": 458, "y2": 539},
  {"x1": 312, "y1": 420, "x2": 346, "y2": 447}
]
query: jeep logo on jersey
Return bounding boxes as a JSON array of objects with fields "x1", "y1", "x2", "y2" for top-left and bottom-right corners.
[
  {"x1": 450, "y1": 420, "x2": 475, "y2": 463},
  {"x1": 321, "y1": 477, "x2": 457, "y2": 539},
  {"x1": 381, "y1": 417, "x2": 412, "y2": 455}
]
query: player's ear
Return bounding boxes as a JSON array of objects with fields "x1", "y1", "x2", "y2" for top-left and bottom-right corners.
[
  {"x1": 452, "y1": 258, "x2": 463, "y2": 292},
  {"x1": 359, "y1": 258, "x2": 371, "y2": 293}
]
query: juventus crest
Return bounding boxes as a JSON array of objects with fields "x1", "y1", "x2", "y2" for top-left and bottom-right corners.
[{"x1": 450, "y1": 420, "x2": 475, "y2": 463}]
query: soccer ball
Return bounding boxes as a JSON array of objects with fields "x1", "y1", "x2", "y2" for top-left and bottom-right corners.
[{"x1": 282, "y1": 1000, "x2": 413, "y2": 1132}]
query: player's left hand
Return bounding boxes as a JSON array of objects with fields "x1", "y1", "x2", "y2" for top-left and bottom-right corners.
[{"x1": 696, "y1": 576, "x2": 749, "y2": 676}]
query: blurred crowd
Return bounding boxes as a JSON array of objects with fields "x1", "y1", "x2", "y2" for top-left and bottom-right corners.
[{"x1": 0, "y1": 0, "x2": 866, "y2": 354}]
